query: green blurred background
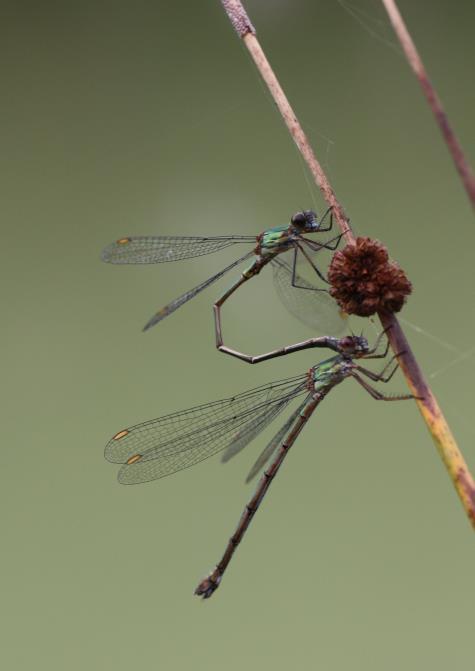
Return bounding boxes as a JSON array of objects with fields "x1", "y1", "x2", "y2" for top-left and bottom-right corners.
[{"x1": 2, "y1": 1, "x2": 474, "y2": 669}]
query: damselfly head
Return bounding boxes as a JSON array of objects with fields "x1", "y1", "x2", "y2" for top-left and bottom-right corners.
[
  {"x1": 338, "y1": 335, "x2": 369, "y2": 357},
  {"x1": 290, "y1": 209, "x2": 319, "y2": 232}
]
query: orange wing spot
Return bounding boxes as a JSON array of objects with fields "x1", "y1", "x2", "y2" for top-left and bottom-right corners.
[
  {"x1": 126, "y1": 453, "x2": 142, "y2": 465},
  {"x1": 117, "y1": 237, "x2": 131, "y2": 245},
  {"x1": 113, "y1": 429, "x2": 129, "y2": 441}
]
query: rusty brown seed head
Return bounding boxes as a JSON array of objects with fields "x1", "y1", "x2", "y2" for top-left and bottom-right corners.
[{"x1": 328, "y1": 237, "x2": 412, "y2": 317}]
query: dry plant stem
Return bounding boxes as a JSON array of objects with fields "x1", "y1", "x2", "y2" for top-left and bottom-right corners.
[
  {"x1": 381, "y1": 0, "x2": 475, "y2": 210},
  {"x1": 220, "y1": 0, "x2": 475, "y2": 527},
  {"x1": 221, "y1": 1, "x2": 353, "y2": 244}
]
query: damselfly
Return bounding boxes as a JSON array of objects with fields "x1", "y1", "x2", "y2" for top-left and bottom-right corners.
[
  {"x1": 104, "y1": 332, "x2": 416, "y2": 598},
  {"x1": 101, "y1": 209, "x2": 347, "y2": 335}
]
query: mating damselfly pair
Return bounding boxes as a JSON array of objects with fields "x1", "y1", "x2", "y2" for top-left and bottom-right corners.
[{"x1": 102, "y1": 209, "x2": 416, "y2": 598}]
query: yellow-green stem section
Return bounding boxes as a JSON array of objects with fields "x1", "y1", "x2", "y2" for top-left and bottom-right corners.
[{"x1": 380, "y1": 312, "x2": 475, "y2": 528}]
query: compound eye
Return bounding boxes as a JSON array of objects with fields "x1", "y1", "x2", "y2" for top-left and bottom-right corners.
[
  {"x1": 291, "y1": 212, "x2": 306, "y2": 226},
  {"x1": 339, "y1": 336, "x2": 354, "y2": 350}
]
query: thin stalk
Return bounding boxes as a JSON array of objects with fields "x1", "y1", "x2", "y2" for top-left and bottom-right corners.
[
  {"x1": 220, "y1": 0, "x2": 475, "y2": 527},
  {"x1": 381, "y1": 0, "x2": 475, "y2": 210},
  {"x1": 380, "y1": 311, "x2": 475, "y2": 526}
]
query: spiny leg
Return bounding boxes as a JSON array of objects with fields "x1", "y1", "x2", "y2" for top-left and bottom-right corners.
[
  {"x1": 364, "y1": 328, "x2": 393, "y2": 358},
  {"x1": 303, "y1": 230, "x2": 345, "y2": 252},
  {"x1": 194, "y1": 394, "x2": 321, "y2": 599},
  {"x1": 322, "y1": 231, "x2": 344, "y2": 251},
  {"x1": 289, "y1": 246, "x2": 326, "y2": 291},
  {"x1": 355, "y1": 354, "x2": 401, "y2": 383},
  {"x1": 316, "y1": 206, "x2": 333, "y2": 232},
  {"x1": 296, "y1": 242, "x2": 330, "y2": 285},
  {"x1": 351, "y1": 371, "x2": 416, "y2": 401},
  {"x1": 290, "y1": 241, "x2": 344, "y2": 291},
  {"x1": 291, "y1": 244, "x2": 299, "y2": 287},
  {"x1": 363, "y1": 339, "x2": 391, "y2": 360}
]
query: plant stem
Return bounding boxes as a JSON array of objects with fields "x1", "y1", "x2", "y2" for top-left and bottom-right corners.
[
  {"x1": 221, "y1": 1, "x2": 353, "y2": 244},
  {"x1": 380, "y1": 312, "x2": 475, "y2": 526},
  {"x1": 220, "y1": 0, "x2": 475, "y2": 528},
  {"x1": 381, "y1": 0, "x2": 475, "y2": 210}
]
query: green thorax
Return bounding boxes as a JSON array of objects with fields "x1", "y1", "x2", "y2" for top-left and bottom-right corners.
[
  {"x1": 258, "y1": 225, "x2": 294, "y2": 257},
  {"x1": 311, "y1": 355, "x2": 354, "y2": 393}
]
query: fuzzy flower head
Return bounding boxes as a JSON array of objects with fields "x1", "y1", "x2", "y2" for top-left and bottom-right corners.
[{"x1": 328, "y1": 237, "x2": 412, "y2": 317}]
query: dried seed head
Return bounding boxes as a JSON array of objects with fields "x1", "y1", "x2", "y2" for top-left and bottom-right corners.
[{"x1": 328, "y1": 237, "x2": 412, "y2": 317}]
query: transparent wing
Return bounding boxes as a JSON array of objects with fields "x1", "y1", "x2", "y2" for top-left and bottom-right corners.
[
  {"x1": 105, "y1": 374, "x2": 308, "y2": 485},
  {"x1": 271, "y1": 256, "x2": 347, "y2": 335},
  {"x1": 143, "y1": 250, "x2": 254, "y2": 330},
  {"x1": 101, "y1": 235, "x2": 255, "y2": 264},
  {"x1": 245, "y1": 399, "x2": 309, "y2": 483},
  {"x1": 220, "y1": 400, "x2": 291, "y2": 464}
]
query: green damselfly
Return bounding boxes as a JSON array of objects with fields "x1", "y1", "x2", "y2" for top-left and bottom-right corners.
[
  {"x1": 104, "y1": 332, "x2": 416, "y2": 598},
  {"x1": 101, "y1": 209, "x2": 347, "y2": 335}
]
